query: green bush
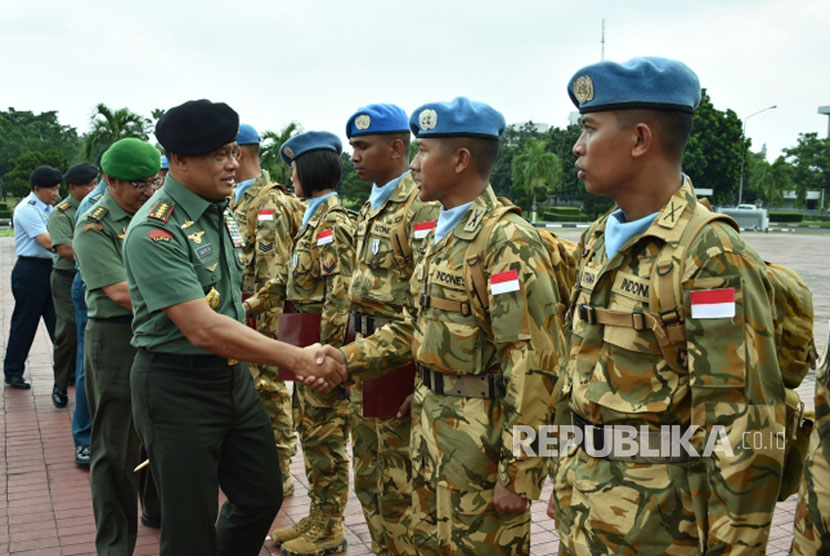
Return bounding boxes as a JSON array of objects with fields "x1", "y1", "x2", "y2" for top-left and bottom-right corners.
[
  {"x1": 769, "y1": 212, "x2": 804, "y2": 223},
  {"x1": 0, "y1": 210, "x2": 11, "y2": 219}
]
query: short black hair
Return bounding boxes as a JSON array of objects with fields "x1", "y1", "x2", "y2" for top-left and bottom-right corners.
[
  {"x1": 295, "y1": 150, "x2": 342, "y2": 196},
  {"x1": 439, "y1": 137, "x2": 500, "y2": 178},
  {"x1": 614, "y1": 109, "x2": 694, "y2": 162}
]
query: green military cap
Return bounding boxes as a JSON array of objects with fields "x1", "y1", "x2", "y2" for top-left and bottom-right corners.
[{"x1": 101, "y1": 138, "x2": 161, "y2": 181}]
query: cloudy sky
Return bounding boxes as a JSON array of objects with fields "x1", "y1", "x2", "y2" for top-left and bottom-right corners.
[{"x1": 2, "y1": 0, "x2": 828, "y2": 161}]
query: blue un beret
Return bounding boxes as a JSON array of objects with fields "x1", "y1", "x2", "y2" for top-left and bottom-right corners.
[
  {"x1": 568, "y1": 57, "x2": 701, "y2": 114},
  {"x1": 237, "y1": 123, "x2": 261, "y2": 145},
  {"x1": 280, "y1": 131, "x2": 342, "y2": 166},
  {"x1": 409, "y1": 97, "x2": 506, "y2": 139},
  {"x1": 160, "y1": 155, "x2": 169, "y2": 170},
  {"x1": 346, "y1": 103, "x2": 409, "y2": 138}
]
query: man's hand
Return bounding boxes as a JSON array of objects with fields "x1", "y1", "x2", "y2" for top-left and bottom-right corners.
[
  {"x1": 396, "y1": 393, "x2": 414, "y2": 417},
  {"x1": 494, "y1": 482, "x2": 529, "y2": 514},
  {"x1": 296, "y1": 343, "x2": 346, "y2": 391}
]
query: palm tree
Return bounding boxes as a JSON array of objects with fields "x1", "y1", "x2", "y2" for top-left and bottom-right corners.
[
  {"x1": 260, "y1": 121, "x2": 302, "y2": 186},
  {"x1": 81, "y1": 103, "x2": 152, "y2": 162},
  {"x1": 511, "y1": 139, "x2": 563, "y2": 221}
]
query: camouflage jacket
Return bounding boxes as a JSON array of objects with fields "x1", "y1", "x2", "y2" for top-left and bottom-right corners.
[
  {"x1": 556, "y1": 178, "x2": 785, "y2": 554},
  {"x1": 342, "y1": 185, "x2": 560, "y2": 499},
  {"x1": 286, "y1": 193, "x2": 355, "y2": 347},
  {"x1": 231, "y1": 171, "x2": 305, "y2": 334},
  {"x1": 349, "y1": 171, "x2": 439, "y2": 318}
]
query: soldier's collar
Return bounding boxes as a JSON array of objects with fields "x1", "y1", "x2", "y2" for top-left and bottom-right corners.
[
  {"x1": 301, "y1": 192, "x2": 338, "y2": 230},
  {"x1": 101, "y1": 191, "x2": 133, "y2": 222},
  {"x1": 452, "y1": 184, "x2": 498, "y2": 240},
  {"x1": 165, "y1": 175, "x2": 212, "y2": 221},
  {"x1": 637, "y1": 176, "x2": 698, "y2": 244}
]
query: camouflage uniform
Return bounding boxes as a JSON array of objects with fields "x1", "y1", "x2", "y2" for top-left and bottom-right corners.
[
  {"x1": 551, "y1": 179, "x2": 785, "y2": 554},
  {"x1": 230, "y1": 170, "x2": 304, "y2": 491},
  {"x1": 791, "y1": 357, "x2": 830, "y2": 554},
  {"x1": 348, "y1": 172, "x2": 439, "y2": 554},
  {"x1": 279, "y1": 192, "x2": 354, "y2": 553},
  {"x1": 343, "y1": 185, "x2": 560, "y2": 556}
]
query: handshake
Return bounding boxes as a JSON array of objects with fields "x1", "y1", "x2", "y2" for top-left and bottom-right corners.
[{"x1": 294, "y1": 343, "x2": 348, "y2": 392}]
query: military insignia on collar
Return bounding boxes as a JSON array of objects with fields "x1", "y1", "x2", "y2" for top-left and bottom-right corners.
[
  {"x1": 181, "y1": 220, "x2": 195, "y2": 229},
  {"x1": 355, "y1": 114, "x2": 371, "y2": 130},
  {"x1": 188, "y1": 230, "x2": 206, "y2": 244},
  {"x1": 573, "y1": 75, "x2": 594, "y2": 104},
  {"x1": 58, "y1": 201, "x2": 72, "y2": 211},
  {"x1": 283, "y1": 146, "x2": 295, "y2": 159},
  {"x1": 148, "y1": 201, "x2": 174, "y2": 223},
  {"x1": 117, "y1": 226, "x2": 127, "y2": 240},
  {"x1": 463, "y1": 207, "x2": 486, "y2": 232},
  {"x1": 419, "y1": 109, "x2": 438, "y2": 131}
]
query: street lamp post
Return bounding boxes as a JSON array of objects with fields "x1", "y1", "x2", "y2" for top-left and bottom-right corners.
[{"x1": 738, "y1": 104, "x2": 777, "y2": 206}]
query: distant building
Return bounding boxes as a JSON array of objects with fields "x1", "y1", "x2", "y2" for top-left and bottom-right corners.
[{"x1": 782, "y1": 190, "x2": 822, "y2": 210}]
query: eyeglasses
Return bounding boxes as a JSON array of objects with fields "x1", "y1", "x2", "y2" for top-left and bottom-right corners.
[{"x1": 130, "y1": 177, "x2": 164, "y2": 190}]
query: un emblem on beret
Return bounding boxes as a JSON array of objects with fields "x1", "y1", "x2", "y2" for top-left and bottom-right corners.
[
  {"x1": 283, "y1": 146, "x2": 295, "y2": 159},
  {"x1": 573, "y1": 75, "x2": 594, "y2": 104},
  {"x1": 419, "y1": 109, "x2": 438, "y2": 131},
  {"x1": 355, "y1": 114, "x2": 371, "y2": 130}
]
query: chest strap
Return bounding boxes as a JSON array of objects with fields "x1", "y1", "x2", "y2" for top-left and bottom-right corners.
[{"x1": 418, "y1": 363, "x2": 504, "y2": 399}]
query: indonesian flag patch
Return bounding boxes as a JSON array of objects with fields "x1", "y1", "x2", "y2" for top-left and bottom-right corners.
[
  {"x1": 490, "y1": 269, "x2": 520, "y2": 295},
  {"x1": 317, "y1": 229, "x2": 333, "y2": 246},
  {"x1": 258, "y1": 209, "x2": 275, "y2": 221},
  {"x1": 690, "y1": 287, "x2": 735, "y2": 319},
  {"x1": 414, "y1": 220, "x2": 437, "y2": 240}
]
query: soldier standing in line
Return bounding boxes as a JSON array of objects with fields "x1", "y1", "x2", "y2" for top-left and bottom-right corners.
[
  {"x1": 46, "y1": 163, "x2": 97, "y2": 409},
  {"x1": 123, "y1": 100, "x2": 344, "y2": 556},
  {"x1": 319, "y1": 97, "x2": 560, "y2": 555},
  {"x1": 548, "y1": 57, "x2": 785, "y2": 554},
  {"x1": 73, "y1": 138, "x2": 162, "y2": 554},
  {"x1": 344, "y1": 103, "x2": 439, "y2": 555},
  {"x1": 231, "y1": 123, "x2": 303, "y2": 497},
  {"x1": 269, "y1": 131, "x2": 354, "y2": 556}
]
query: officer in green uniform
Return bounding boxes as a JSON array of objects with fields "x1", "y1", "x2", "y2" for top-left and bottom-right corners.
[
  {"x1": 318, "y1": 97, "x2": 560, "y2": 555},
  {"x1": 269, "y1": 131, "x2": 354, "y2": 556},
  {"x1": 123, "y1": 99, "x2": 345, "y2": 556},
  {"x1": 344, "y1": 103, "x2": 439, "y2": 555},
  {"x1": 46, "y1": 162, "x2": 97, "y2": 408},
  {"x1": 549, "y1": 57, "x2": 785, "y2": 554},
  {"x1": 73, "y1": 139, "x2": 162, "y2": 555},
  {"x1": 231, "y1": 123, "x2": 303, "y2": 497}
]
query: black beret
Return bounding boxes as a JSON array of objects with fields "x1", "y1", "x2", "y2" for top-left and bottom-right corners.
[
  {"x1": 30, "y1": 165, "x2": 62, "y2": 187},
  {"x1": 155, "y1": 99, "x2": 239, "y2": 156},
  {"x1": 64, "y1": 162, "x2": 99, "y2": 185}
]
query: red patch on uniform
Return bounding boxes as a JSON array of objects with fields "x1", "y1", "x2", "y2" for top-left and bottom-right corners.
[{"x1": 147, "y1": 229, "x2": 173, "y2": 242}]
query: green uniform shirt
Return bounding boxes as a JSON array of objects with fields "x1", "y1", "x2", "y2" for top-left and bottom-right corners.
[
  {"x1": 73, "y1": 192, "x2": 133, "y2": 318},
  {"x1": 123, "y1": 175, "x2": 246, "y2": 354},
  {"x1": 47, "y1": 195, "x2": 80, "y2": 271}
]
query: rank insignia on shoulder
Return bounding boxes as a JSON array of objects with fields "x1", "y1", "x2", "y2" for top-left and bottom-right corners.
[
  {"x1": 84, "y1": 223, "x2": 104, "y2": 232},
  {"x1": 57, "y1": 201, "x2": 72, "y2": 211},
  {"x1": 148, "y1": 201, "x2": 174, "y2": 223},
  {"x1": 317, "y1": 229, "x2": 333, "y2": 246},
  {"x1": 490, "y1": 269, "x2": 520, "y2": 295},
  {"x1": 90, "y1": 206, "x2": 108, "y2": 220},
  {"x1": 188, "y1": 231, "x2": 206, "y2": 244},
  {"x1": 148, "y1": 229, "x2": 174, "y2": 243},
  {"x1": 28, "y1": 199, "x2": 36, "y2": 205},
  {"x1": 414, "y1": 220, "x2": 436, "y2": 239},
  {"x1": 91, "y1": 193, "x2": 104, "y2": 201}
]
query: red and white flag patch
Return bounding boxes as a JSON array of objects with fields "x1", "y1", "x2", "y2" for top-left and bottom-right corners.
[
  {"x1": 490, "y1": 269, "x2": 520, "y2": 295},
  {"x1": 690, "y1": 287, "x2": 735, "y2": 319},
  {"x1": 414, "y1": 220, "x2": 436, "y2": 240},
  {"x1": 258, "y1": 209, "x2": 275, "y2": 221},
  {"x1": 317, "y1": 229, "x2": 333, "y2": 246}
]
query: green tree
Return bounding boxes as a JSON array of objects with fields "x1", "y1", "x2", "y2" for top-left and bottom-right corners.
[
  {"x1": 490, "y1": 122, "x2": 546, "y2": 199},
  {"x1": 784, "y1": 132, "x2": 830, "y2": 209},
  {"x1": 683, "y1": 89, "x2": 746, "y2": 205},
  {"x1": 338, "y1": 152, "x2": 370, "y2": 210},
  {"x1": 545, "y1": 123, "x2": 582, "y2": 204},
  {"x1": 4, "y1": 149, "x2": 70, "y2": 198},
  {"x1": 80, "y1": 103, "x2": 152, "y2": 162},
  {"x1": 510, "y1": 139, "x2": 562, "y2": 220},
  {"x1": 260, "y1": 121, "x2": 302, "y2": 187}
]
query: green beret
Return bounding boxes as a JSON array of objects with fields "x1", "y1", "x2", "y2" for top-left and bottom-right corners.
[
  {"x1": 101, "y1": 138, "x2": 161, "y2": 181},
  {"x1": 155, "y1": 99, "x2": 239, "y2": 156}
]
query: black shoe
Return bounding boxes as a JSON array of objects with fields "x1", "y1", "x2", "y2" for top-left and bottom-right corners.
[
  {"x1": 52, "y1": 386, "x2": 68, "y2": 408},
  {"x1": 141, "y1": 514, "x2": 162, "y2": 528},
  {"x1": 5, "y1": 376, "x2": 31, "y2": 389},
  {"x1": 75, "y1": 445, "x2": 90, "y2": 466}
]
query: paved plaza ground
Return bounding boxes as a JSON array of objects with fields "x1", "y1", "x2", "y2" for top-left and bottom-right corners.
[{"x1": 0, "y1": 230, "x2": 827, "y2": 555}]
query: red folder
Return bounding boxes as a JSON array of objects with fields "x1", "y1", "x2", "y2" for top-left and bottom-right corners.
[
  {"x1": 362, "y1": 363, "x2": 416, "y2": 418},
  {"x1": 276, "y1": 312, "x2": 322, "y2": 381}
]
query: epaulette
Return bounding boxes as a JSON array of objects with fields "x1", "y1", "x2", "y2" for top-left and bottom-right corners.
[
  {"x1": 88, "y1": 205, "x2": 108, "y2": 221},
  {"x1": 27, "y1": 199, "x2": 36, "y2": 205},
  {"x1": 91, "y1": 192, "x2": 104, "y2": 202},
  {"x1": 148, "y1": 200, "x2": 174, "y2": 223},
  {"x1": 57, "y1": 201, "x2": 72, "y2": 211}
]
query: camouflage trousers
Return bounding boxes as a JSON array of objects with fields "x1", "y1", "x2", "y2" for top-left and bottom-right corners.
[
  {"x1": 249, "y1": 362, "x2": 296, "y2": 485},
  {"x1": 410, "y1": 468, "x2": 530, "y2": 556},
  {"x1": 294, "y1": 383, "x2": 350, "y2": 517},
  {"x1": 350, "y1": 382, "x2": 413, "y2": 554}
]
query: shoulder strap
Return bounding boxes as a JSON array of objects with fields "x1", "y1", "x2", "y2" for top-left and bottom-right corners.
[{"x1": 394, "y1": 186, "x2": 424, "y2": 263}]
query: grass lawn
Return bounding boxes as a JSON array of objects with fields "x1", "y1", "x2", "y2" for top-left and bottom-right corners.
[{"x1": 0, "y1": 230, "x2": 13, "y2": 237}]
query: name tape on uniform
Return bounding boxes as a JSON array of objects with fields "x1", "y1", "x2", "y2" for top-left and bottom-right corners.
[
  {"x1": 490, "y1": 269, "x2": 520, "y2": 295},
  {"x1": 414, "y1": 220, "x2": 437, "y2": 239},
  {"x1": 317, "y1": 229, "x2": 333, "y2": 246},
  {"x1": 690, "y1": 287, "x2": 735, "y2": 319},
  {"x1": 258, "y1": 209, "x2": 275, "y2": 221}
]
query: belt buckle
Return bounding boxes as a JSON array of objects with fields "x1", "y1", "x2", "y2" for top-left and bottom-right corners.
[
  {"x1": 228, "y1": 358, "x2": 238, "y2": 366},
  {"x1": 578, "y1": 303, "x2": 596, "y2": 324}
]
